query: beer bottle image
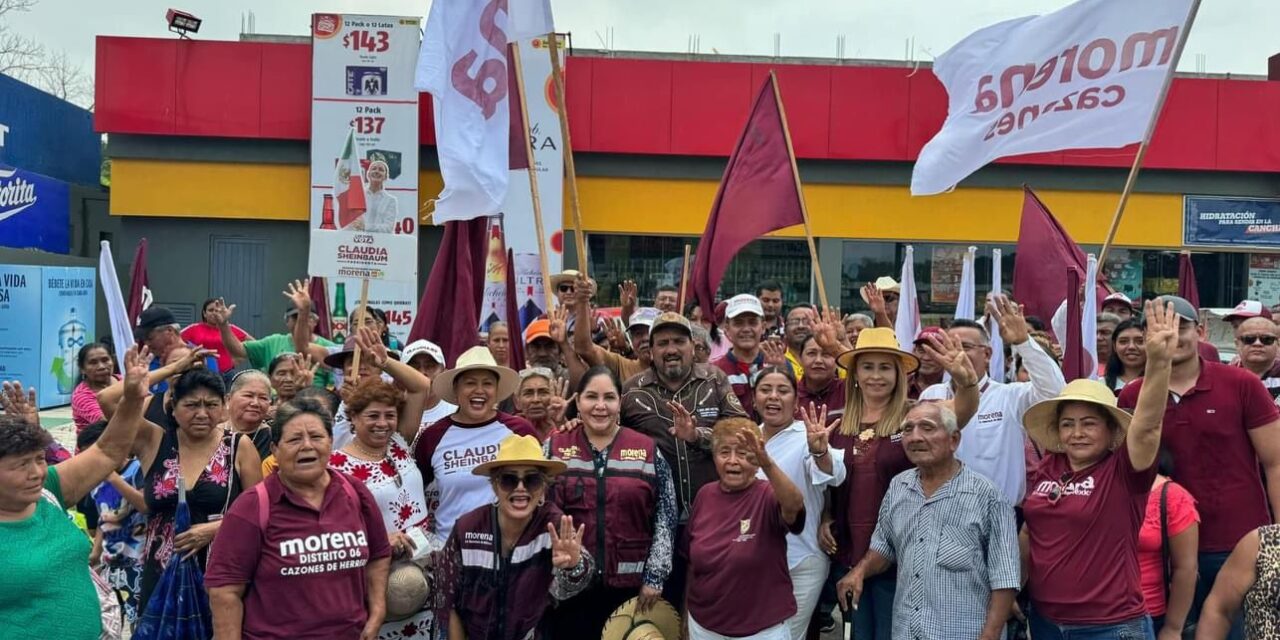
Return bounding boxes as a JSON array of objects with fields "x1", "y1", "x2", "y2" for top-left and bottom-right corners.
[
  {"x1": 331, "y1": 282, "x2": 349, "y2": 344},
  {"x1": 320, "y1": 194, "x2": 337, "y2": 230}
]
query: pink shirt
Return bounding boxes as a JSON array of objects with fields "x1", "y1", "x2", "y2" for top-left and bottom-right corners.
[
  {"x1": 181, "y1": 322, "x2": 248, "y2": 373},
  {"x1": 1137, "y1": 478, "x2": 1199, "y2": 617},
  {"x1": 71, "y1": 380, "x2": 114, "y2": 433}
]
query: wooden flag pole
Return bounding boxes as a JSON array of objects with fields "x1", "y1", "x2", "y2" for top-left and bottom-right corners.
[
  {"x1": 678, "y1": 244, "x2": 692, "y2": 311},
  {"x1": 546, "y1": 33, "x2": 590, "y2": 278},
  {"x1": 768, "y1": 71, "x2": 829, "y2": 310},
  {"x1": 510, "y1": 42, "x2": 556, "y2": 312},
  {"x1": 349, "y1": 277, "x2": 370, "y2": 385},
  {"x1": 1097, "y1": 0, "x2": 1202, "y2": 269}
]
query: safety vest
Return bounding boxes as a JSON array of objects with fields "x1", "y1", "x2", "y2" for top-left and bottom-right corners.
[{"x1": 548, "y1": 426, "x2": 658, "y2": 590}]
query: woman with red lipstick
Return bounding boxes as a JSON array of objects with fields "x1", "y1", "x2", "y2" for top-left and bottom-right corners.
[{"x1": 438, "y1": 434, "x2": 593, "y2": 640}]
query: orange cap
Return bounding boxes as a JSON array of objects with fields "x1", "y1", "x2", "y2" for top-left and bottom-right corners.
[{"x1": 524, "y1": 318, "x2": 552, "y2": 344}]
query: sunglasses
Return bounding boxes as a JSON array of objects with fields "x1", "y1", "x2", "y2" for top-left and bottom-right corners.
[
  {"x1": 1045, "y1": 471, "x2": 1074, "y2": 506},
  {"x1": 497, "y1": 471, "x2": 546, "y2": 493},
  {"x1": 1240, "y1": 335, "x2": 1277, "y2": 346},
  {"x1": 557, "y1": 284, "x2": 575, "y2": 293}
]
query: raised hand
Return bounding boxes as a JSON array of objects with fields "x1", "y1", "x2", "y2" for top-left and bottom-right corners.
[
  {"x1": 799, "y1": 402, "x2": 840, "y2": 455},
  {"x1": 604, "y1": 317, "x2": 628, "y2": 353},
  {"x1": 619, "y1": 279, "x2": 638, "y2": 308},
  {"x1": 666, "y1": 401, "x2": 698, "y2": 443},
  {"x1": 206, "y1": 298, "x2": 236, "y2": 327},
  {"x1": 547, "y1": 378, "x2": 575, "y2": 426},
  {"x1": 739, "y1": 425, "x2": 772, "y2": 470},
  {"x1": 862, "y1": 283, "x2": 887, "y2": 317},
  {"x1": 573, "y1": 273, "x2": 595, "y2": 306},
  {"x1": 294, "y1": 353, "x2": 319, "y2": 389},
  {"x1": 761, "y1": 337, "x2": 788, "y2": 367},
  {"x1": 123, "y1": 346, "x2": 154, "y2": 401},
  {"x1": 352, "y1": 325, "x2": 389, "y2": 368},
  {"x1": 547, "y1": 307, "x2": 569, "y2": 344},
  {"x1": 988, "y1": 294, "x2": 1030, "y2": 346},
  {"x1": 811, "y1": 309, "x2": 840, "y2": 352},
  {"x1": 1144, "y1": 299, "x2": 1179, "y2": 364},
  {"x1": 548, "y1": 515, "x2": 585, "y2": 569},
  {"x1": 283, "y1": 278, "x2": 312, "y2": 313},
  {"x1": 921, "y1": 330, "x2": 978, "y2": 387},
  {"x1": 0, "y1": 380, "x2": 38, "y2": 425},
  {"x1": 178, "y1": 346, "x2": 216, "y2": 372}
]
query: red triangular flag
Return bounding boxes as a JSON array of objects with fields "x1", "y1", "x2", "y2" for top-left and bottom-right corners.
[
  {"x1": 507, "y1": 44, "x2": 530, "y2": 172},
  {"x1": 126, "y1": 238, "x2": 150, "y2": 326},
  {"x1": 1178, "y1": 251, "x2": 1200, "y2": 309},
  {"x1": 505, "y1": 248, "x2": 526, "y2": 372},
  {"x1": 1063, "y1": 266, "x2": 1087, "y2": 381},
  {"x1": 408, "y1": 219, "x2": 488, "y2": 366},
  {"x1": 1012, "y1": 187, "x2": 1104, "y2": 328},
  {"x1": 690, "y1": 73, "x2": 805, "y2": 320},
  {"x1": 308, "y1": 276, "x2": 332, "y2": 340}
]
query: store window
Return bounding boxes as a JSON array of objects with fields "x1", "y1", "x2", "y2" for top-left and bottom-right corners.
[
  {"x1": 841, "y1": 241, "x2": 1016, "y2": 322},
  {"x1": 586, "y1": 235, "x2": 812, "y2": 308}
]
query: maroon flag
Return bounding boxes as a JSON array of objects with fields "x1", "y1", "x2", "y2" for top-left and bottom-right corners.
[
  {"x1": 1178, "y1": 251, "x2": 1200, "y2": 309},
  {"x1": 504, "y1": 248, "x2": 526, "y2": 372},
  {"x1": 1012, "y1": 187, "x2": 1104, "y2": 328},
  {"x1": 507, "y1": 44, "x2": 530, "y2": 172},
  {"x1": 1062, "y1": 267, "x2": 1088, "y2": 381},
  {"x1": 690, "y1": 73, "x2": 805, "y2": 320},
  {"x1": 409, "y1": 219, "x2": 488, "y2": 366},
  {"x1": 307, "y1": 276, "x2": 332, "y2": 340},
  {"x1": 126, "y1": 238, "x2": 149, "y2": 326}
]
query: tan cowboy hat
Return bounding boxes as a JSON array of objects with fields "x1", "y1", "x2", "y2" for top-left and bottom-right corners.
[
  {"x1": 472, "y1": 434, "x2": 567, "y2": 477},
  {"x1": 1022, "y1": 379, "x2": 1132, "y2": 453},
  {"x1": 384, "y1": 560, "x2": 431, "y2": 621},
  {"x1": 432, "y1": 346, "x2": 518, "y2": 404},
  {"x1": 835, "y1": 327, "x2": 919, "y2": 374},
  {"x1": 601, "y1": 596, "x2": 682, "y2": 640},
  {"x1": 859, "y1": 276, "x2": 901, "y2": 303},
  {"x1": 549, "y1": 269, "x2": 595, "y2": 290}
]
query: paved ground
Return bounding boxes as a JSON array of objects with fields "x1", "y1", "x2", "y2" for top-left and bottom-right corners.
[{"x1": 39, "y1": 404, "x2": 76, "y2": 451}]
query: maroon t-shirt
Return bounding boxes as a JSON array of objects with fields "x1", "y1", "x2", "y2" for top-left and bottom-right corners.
[
  {"x1": 686, "y1": 480, "x2": 804, "y2": 636},
  {"x1": 1023, "y1": 446, "x2": 1156, "y2": 625},
  {"x1": 1118, "y1": 358, "x2": 1279, "y2": 552},
  {"x1": 204, "y1": 470, "x2": 392, "y2": 640},
  {"x1": 797, "y1": 377, "x2": 846, "y2": 421},
  {"x1": 828, "y1": 428, "x2": 911, "y2": 568}
]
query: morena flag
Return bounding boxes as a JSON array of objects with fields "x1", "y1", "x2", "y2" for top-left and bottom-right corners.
[{"x1": 911, "y1": 0, "x2": 1196, "y2": 195}]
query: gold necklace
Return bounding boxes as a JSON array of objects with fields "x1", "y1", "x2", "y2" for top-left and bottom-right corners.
[{"x1": 348, "y1": 440, "x2": 389, "y2": 460}]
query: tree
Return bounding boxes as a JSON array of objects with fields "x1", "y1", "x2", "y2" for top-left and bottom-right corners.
[
  {"x1": 0, "y1": 0, "x2": 94, "y2": 109},
  {"x1": 0, "y1": 0, "x2": 43, "y2": 77}
]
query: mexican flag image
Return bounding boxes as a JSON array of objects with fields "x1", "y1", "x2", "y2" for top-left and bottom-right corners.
[{"x1": 335, "y1": 126, "x2": 368, "y2": 228}]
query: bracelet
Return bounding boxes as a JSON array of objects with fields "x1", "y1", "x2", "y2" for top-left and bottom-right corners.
[{"x1": 810, "y1": 448, "x2": 828, "y2": 459}]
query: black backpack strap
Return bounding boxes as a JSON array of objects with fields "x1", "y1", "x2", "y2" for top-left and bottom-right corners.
[{"x1": 1160, "y1": 480, "x2": 1172, "y2": 602}]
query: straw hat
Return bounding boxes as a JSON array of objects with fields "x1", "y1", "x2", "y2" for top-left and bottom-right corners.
[
  {"x1": 1022, "y1": 379, "x2": 1132, "y2": 453},
  {"x1": 432, "y1": 346, "x2": 518, "y2": 404},
  {"x1": 384, "y1": 561, "x2": 430, "y2": 621},
  {"x1": 601, "y1": 596, "x2": 682, "y2": 640},
  {"x1": 549, "y1": 269, "x2": 595, "y2": 290},
  {"x1": 472, "y1": 434, "x2": 567, "y2": 477},
  {"x1": 835, "y1": 327, "x2": 919, "y2": 374},
  {"x1": 858, "y1": 276, "x2": 901, "y2": 303}
]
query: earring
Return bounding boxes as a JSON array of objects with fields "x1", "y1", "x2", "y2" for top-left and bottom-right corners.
[
  {"x1": 492, "y1": 495, "x2": 499, "y2": 506},
  {"x1": 538, "y1": 497, "x2": 546, "y2": 506}
]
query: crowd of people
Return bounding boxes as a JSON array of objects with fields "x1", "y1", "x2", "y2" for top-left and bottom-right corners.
[{"x1": 4, "y1": 271, "x2": 1280, "y2": 640}]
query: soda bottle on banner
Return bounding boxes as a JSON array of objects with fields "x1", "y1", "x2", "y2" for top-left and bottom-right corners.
[
  {"x1": 479, "y1": 218, "x2": 507, "y2": 333},
  {"x1": 331, "y1": 282, "x2": 349, "y2": 344}
]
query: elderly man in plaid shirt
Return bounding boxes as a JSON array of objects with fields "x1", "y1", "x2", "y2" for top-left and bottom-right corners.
[{"x1": 837, "y1": 401, "x2": 1021, "y2": 640}]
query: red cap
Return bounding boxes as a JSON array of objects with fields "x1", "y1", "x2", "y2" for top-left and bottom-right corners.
[{"x1": 913, "y1": 326, "x2": 945, "y2": 345}]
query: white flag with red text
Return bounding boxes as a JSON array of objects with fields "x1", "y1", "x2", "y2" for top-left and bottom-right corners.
[
  {"x1": 415, "y1": 0, "x2": 554, "y2": 222},
  {"x1": 911, "y1": 0, "x2": 1196, "y2": 196}
]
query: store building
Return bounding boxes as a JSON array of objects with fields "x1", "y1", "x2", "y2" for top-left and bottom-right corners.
[{"x1": 92, "y1": 35, "x2": 1280, "y2": 335}]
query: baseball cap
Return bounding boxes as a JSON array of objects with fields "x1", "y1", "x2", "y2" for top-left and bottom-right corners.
[
  {"x1": 724, "y1": 294, "x2": 764, "y2": 319},
  {"x1": 134, "y1": 307, "x2": 177, "y2": 341},
  {"x1": 1154, "y1": 295, "x2": 1198, "y2": 323},
  {"x1": 650, "y1": 312, "x2": 692, "y2": 337},
  {"x1": 913, "y1": 326, "x2": 945, "y2": 345},
  {"x1": 628, "y1": 307, "x2": 660, "y2": 330},
  {"x1": 1101, "y1": 292, "x2": 1134, "y2": 308},
  {"x1": 1224, "y1": 300, "x2": 1272, "y2": 321},
  {"x1": 401, "y1": 339, "x2": 446, "y2": 368},
  {"x1": 524, "y1": 318, "x2": 552, "y2": 344}
]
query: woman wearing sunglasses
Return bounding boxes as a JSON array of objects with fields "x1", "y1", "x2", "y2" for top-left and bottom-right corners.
[
  {"x1": 1020, "y1": 299, "x2": 1178, "y2": 639},
  {"x1": 437, "y1": 434, "x2": 593, "y2": 640},
  {"x1": 544, "y1": 366, "x2": 678, "y2": 637}
]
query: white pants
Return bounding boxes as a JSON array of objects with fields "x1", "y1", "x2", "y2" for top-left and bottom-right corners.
[
  {"x1": 785, "y1": 554, "x2": 829, "y2": 639},
  {"x1": 688, "y1": 615, "x2": 790, "y2": 640}
]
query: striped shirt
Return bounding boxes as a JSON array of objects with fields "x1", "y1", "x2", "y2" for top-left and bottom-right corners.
[{"x1": 870, "y1": 463, "x2": 1021, "y2": 640}]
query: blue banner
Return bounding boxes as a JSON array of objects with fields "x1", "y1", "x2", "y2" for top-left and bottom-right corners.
[
  {"x1": 0, "y1": 73, "x2": 99, "y2": 187},
  {"x1": 1184, "y1": 196, "x2": 1280, "y2": 249},
  {"x1": 0, "y1": 165, "x2": 70, "y2": 254},
  {"x1": 39, "y1": 266, "x2": 96, "y2": 408},
  {"x1": 0, "y1": 265, "x2": 43, "y2": 397}
]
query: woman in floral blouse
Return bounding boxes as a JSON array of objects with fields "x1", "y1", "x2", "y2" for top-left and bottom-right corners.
[{"x1": 328, "y1": 331, "x2": 432, "y2": 640}]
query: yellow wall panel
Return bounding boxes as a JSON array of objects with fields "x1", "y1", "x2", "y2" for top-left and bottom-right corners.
[{"x1": 111, "y1": 159, "x2": 1183, "y2": 249}]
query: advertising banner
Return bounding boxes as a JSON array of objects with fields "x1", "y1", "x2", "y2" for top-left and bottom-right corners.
[
  {"x1": 930, "y1": 246, "x2": 966, "y2": 304},
  {"x1": 479, "y1": 217, "x2": 507, "y2": 333},
  {"x1": 0, "y1": 165, "x2": 70, "y2": 254},
  {"x1": 501, "y1": 35, "x2": 565, "y2": 329},
  {"x1": 0, "y1": 265, "x2": 41, "y2": 395},
  {"x1": 39, "y1": 267, "x2": 95, "y2": 407},
  {"x1": 1249, "y1": 255, "x2": 1280, "y2": 304},
  {"x1": 1184, "y1": 196, "x2": 1280, "y2": 249},
  {"x1": 310, "y1": 14, "x2": 421, "y2": 342},
  {"x1": 1102, "y1": 249, "x2": 1143, "y2": 300}
]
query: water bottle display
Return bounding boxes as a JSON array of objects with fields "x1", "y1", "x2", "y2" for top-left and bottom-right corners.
[{"x1": 55, "y1": 306, "x2": 87, "y2": 394}]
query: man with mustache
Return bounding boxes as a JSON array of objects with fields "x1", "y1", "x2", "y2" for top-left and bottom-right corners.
[{"x1": 621, "y1": 312, "x2": 747, "y2": 609}]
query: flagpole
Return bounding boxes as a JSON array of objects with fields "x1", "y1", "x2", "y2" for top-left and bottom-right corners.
[
  {"x1": 678, "y1": 243, "x2": 692, "y2": 311},
  {"x1": 1097, "y1": 0, "x2": 1202, "y2": 268},
  {"x1": 546, "y1": 33, "x2": 590, "y2": 278},
  {"x1": 510, "y1": 42, "x2": 556, "y2": 312},
  {"x1": 350, "y1": 277, "x2": 370, "y2": 385},
  {"x1": 767, "y1": 71, "x2": 829, "y2": 310}
]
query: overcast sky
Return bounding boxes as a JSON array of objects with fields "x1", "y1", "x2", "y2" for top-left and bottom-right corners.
[{"x1": 10, "y1": 0, "x2": 1278, "y2": 77}]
